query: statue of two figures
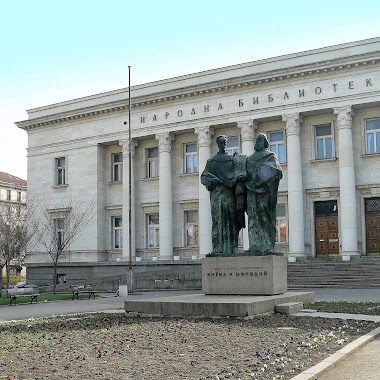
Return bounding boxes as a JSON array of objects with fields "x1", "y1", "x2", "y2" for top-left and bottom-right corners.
[{"x1": 201, "y1": 134, "x2": 283, "y2": 256}]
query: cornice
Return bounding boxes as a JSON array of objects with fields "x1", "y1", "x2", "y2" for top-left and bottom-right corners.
[{"x1": 15, "y1": 51, "x2": 380, "y2": 131}]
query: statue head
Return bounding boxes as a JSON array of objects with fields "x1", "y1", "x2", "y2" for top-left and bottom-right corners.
[
  {"x1": 255, "y1": 133, "x2": 269, "y2": 151},
  {"x1": 216, "y1": 135, "x2": 227, "y2": 153}
]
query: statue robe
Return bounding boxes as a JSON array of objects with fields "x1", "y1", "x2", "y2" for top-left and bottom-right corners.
[
  {"x1": 245, "y1": 149, "x2": 282, "y2": 254},
  {"x1": 201, "y1": 153, "x2": 246, "y2": 255}
]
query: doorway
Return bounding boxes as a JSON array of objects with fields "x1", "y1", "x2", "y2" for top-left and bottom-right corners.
[
  {"x1": 315, "y1": 200, "x2": 339, "y2": 257},
  {"x1": 365, "y1": 198, "x2": 380, "y2": 256}
]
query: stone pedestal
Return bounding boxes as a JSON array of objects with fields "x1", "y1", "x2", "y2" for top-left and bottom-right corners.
[{"x1": 202, "y1": 256, "x2": 287, "y2": 295}]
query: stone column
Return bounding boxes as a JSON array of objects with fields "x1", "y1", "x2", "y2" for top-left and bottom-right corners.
[
  {"x1": 120, "y1": 139, "x2": 138, "y2": 260},
  {"x1": 282, "y1": 113, "x2": 306, "y2": 258},
  {"x1": 156, "y1": 132, "x2": 174, "y2": 260},
  {"x1": 334, "y1": 106, "x2": 359, "y2": 256},
  {"x1": 194, "y1": 126, "x2": 213, "y2": 257},
  {"x1": 237, "y1": 120, "x2": 257, "y2": 250}
]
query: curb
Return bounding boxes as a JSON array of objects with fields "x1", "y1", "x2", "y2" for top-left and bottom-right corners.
[{"x1": 289, "y1": 326, "x2": 380, "y2": 380}]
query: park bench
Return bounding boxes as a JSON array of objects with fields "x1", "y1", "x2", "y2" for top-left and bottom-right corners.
[
  {"x1": 70, "y1": 285, "x2": 96, "y2": 300},
  {"x1": 8, "y1": 287, "x2": 40, "y2": 306}
]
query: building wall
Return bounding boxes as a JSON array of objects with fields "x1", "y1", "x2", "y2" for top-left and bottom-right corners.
[{"x1": 17, "y1": 37, "x2": 380, "y2": 279}]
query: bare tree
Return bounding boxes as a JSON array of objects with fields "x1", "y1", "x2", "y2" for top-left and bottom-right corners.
[
  {"x1": 0, "y1": 199, "x2": 39, "y2": 292},
  {"x1": 34, "y1": 198, "x2": 96, "y2": 294}
]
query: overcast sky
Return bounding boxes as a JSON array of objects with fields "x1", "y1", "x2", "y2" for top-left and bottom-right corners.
[{"x1": 2, "y1": 0, "x2": 380, "y2": 180}]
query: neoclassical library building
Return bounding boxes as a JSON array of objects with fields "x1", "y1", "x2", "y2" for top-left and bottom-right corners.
[{"x1": 17, "y1": 37, "x2": 380, "y2": 281}]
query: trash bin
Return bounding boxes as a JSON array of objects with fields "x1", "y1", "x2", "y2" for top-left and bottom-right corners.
[{"x1": 118, "y1": 285, "x2": 128, "y2": 297}]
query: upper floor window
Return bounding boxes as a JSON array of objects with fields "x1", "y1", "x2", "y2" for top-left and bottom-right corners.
[
  {"x1": 184, "y1": 143, "x2": 198, "y2": 173},
  {"x1": 268, "y1": 131, "x2": 285, "y2": 163},
  {"x1": 6, "y1": 189, "x2": 11, "y2": 201},
  {"x1": 112, "y1": 216, "x2": 122, "y2": 249},
  {"x1": 55, "y1": 218, "x2": 65, "y2": 250},
  {"x1": 226, "y1": 136, "x2": 239, "y2": 155},
  {"x1": 147, "y1": 148, "x2": 159, "y2": 178},
  {"x1": 17, "y1": 191, "x2": 21, "y2": 202},
  {"x1": 185, "y1": 210, "x2": 198, "y2": 246},
  {"x1": 147, "y1": 213, "x2": 159, "y2": 248},
  {"x1": 275, "y1": 204, "x2": 287, "y2": 243},
  {"x1": 365, "y1": 119, "x2": 380, "y2": 154},
  {"x1": 112, "y1": 153, "x2": 123, "y2": 182},
  {"x1": 56, "y1": 157, "x2": 66, "y2": 185},
  {"x1": 315, "y1": 124, "x2": 333, "y2": 160}
]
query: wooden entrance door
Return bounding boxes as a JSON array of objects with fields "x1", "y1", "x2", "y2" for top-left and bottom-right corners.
[
  {"x1": 315, "y1": 201, "x2": 339, "y2": 257},
  {"x1": 365, "y1": 198, "x2": 380, "y2": 256}
]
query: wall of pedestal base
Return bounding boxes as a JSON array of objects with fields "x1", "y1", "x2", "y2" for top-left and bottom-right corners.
[{"x1": 202, "y1": 256, "x2": 287, "y2": 295}]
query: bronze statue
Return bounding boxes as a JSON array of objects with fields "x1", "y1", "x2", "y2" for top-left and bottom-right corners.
[
  {"x1": 201, "y1": 133, "x2": 282, "y2": 256},
  {"x1": 201, "y1": 135, "x2": 246, "y2": 256},
  {"x1": 245, "y1": 133, "x2": 283, "y2": 255}
]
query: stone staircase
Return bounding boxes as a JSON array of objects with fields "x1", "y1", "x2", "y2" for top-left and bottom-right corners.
[{"x1": 288, "y1": 257, "x2": 380, "y2": 289}]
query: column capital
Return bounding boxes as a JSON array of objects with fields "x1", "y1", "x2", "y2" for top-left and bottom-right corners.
[
  {"x1": 237, "y1": 120, "x2": 258, "y2": 142},
  {"x1": 120, "y1": 139, "x2": 138, "y2": 157},
  {"x1": 194, "y1": 126, "x2": 213, "y2": 147},
  {"x1": 155, "y1": 132, "x2": 174, "y2": 153},
  {"x1": 283, "y1": 113, "x2": 303, "y2": 137},
  {"x1": 334, "y1": 106, "x2": 354, "y2": 129}
]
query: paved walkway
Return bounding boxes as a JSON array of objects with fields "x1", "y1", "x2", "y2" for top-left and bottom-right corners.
[{"x1": 316, "y1": 336, "x2": 380, "y2": 380}]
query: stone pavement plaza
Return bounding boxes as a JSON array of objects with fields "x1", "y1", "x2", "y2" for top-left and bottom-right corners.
[{"x1": 1, "y1": 288, "x2": 380, "y2": 379}]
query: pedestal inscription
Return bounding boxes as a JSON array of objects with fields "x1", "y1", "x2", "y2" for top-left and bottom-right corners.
[{"x1": 202, "y1": 256, "x2": 287, "y2": 295}]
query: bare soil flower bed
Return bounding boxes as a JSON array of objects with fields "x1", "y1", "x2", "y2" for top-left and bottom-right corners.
[{"x1": 0, "y1": 313, "x2": 378, "y2": 380}]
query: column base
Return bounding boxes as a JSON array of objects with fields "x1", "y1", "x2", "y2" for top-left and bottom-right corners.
[
  {"x1": 340, "y1": 251, "x2": 360, "y2": 262},
  {"x1": 287, "y1": 253, "x2": 306, "y2": 263}
]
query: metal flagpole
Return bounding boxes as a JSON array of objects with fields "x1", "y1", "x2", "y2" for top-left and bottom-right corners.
[
  {"x1": 127, "y1": 66, "x2": 133, "y2": 293},
  {"x1": 123, "y1": 67, "x2": 133, "y2": 293}
]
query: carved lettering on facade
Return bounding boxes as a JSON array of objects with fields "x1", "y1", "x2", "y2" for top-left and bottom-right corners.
[{"x1": 136, "y1": 78, "x2": 373, "y2": 126}]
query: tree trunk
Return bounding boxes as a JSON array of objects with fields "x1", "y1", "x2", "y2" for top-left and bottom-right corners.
[
  {"x1": 53, "y1": 260, "x2": 58, "y2": 295},
  {"x1": 5, "y1": 260, "x2": 10, "y2": 289},
  {"x1": 0, "y1": 264, "x2": 3, "y2": 297}
]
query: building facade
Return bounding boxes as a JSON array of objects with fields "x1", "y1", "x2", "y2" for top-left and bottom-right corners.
[{"x1": 16, "y1": 37, "x2": 380, "y2": 281}]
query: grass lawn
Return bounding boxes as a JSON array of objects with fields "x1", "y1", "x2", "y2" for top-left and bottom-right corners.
[
  {"x1": 305, "y1": 301, "x2": 380, "y2": 315},
  {"x1": 0, "y1": 293, "x2": 97, "y2": 306}
]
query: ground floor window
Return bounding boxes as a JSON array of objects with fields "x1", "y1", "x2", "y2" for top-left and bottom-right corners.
[
  {"x1": 275, "y1": 204, "x2": 287, "y2": 243},
  {"x1": 147, "y1": 214, "x2": 159, "y2": 248},
  {"x1": 185, "y1": 210, "x2": 198, "y2": 246},
  {"x1": 112, "y1": 217, "x2": 122, "y2": 249}
]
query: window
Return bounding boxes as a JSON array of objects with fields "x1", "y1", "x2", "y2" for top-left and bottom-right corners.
[
  {"x1": 315, "y1": 124, "x2": 333, "y2": 159},
  {"x1": 56, "y1": 157, "x2": 66, "y2": 185},
  {"x1": 268, "y1": 131, "x2": 285, "y2": 163},
  {"x1": 55, "y1": 218, "x2": 65, "y2": 250},
  {"x1": 112, "y1": 153, "x2": 123, "y2": 182},
  {"x1": 6, "y1": 190, "x2": 11, "y2": 201},
  {"x1": 185, "y1": 210, "x2": 198, "y2": 246},
  {"x1": 17, "y1": 191, "x2": 21, "y2": 202},
  {"x1": 147, "y1": 214, "x2": 159, "y2": 248},
  {"x1": 226, "y1": 136, "x2": 239, "y2": 155},
  {"x1": 112, "y1": 217, "x2": 122, "y2": 249},
  {"x1": 365, "y1": 119, "x2": 380, "y2": 154},
  {"x1": 184, "y1": 143, "x2": 198, "y2": 173},
  {"x1": 147, "y1": 148, "x2": 159, "y2": 178},
  {"x1": 57, "y1": 274, "x2": 66, "y2": 284},
  {"x1": 275, "y1": 204, "x2": 287, "y2": 243}
]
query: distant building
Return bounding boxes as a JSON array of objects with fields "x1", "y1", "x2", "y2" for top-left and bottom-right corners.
[
  {"x1": 0, "y1": 171, "x2": 27, "y2": 281},
  {"x1": 0, "y1": 171, "x2": 27, "y2": 209},
  {"x1": 16, "y1": 37, "x2": 380, "y2": 284}
]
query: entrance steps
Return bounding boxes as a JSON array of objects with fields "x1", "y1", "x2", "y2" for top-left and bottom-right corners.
[{"x1": 288, "y1": 257, "x2": 380, "y2": 289}]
